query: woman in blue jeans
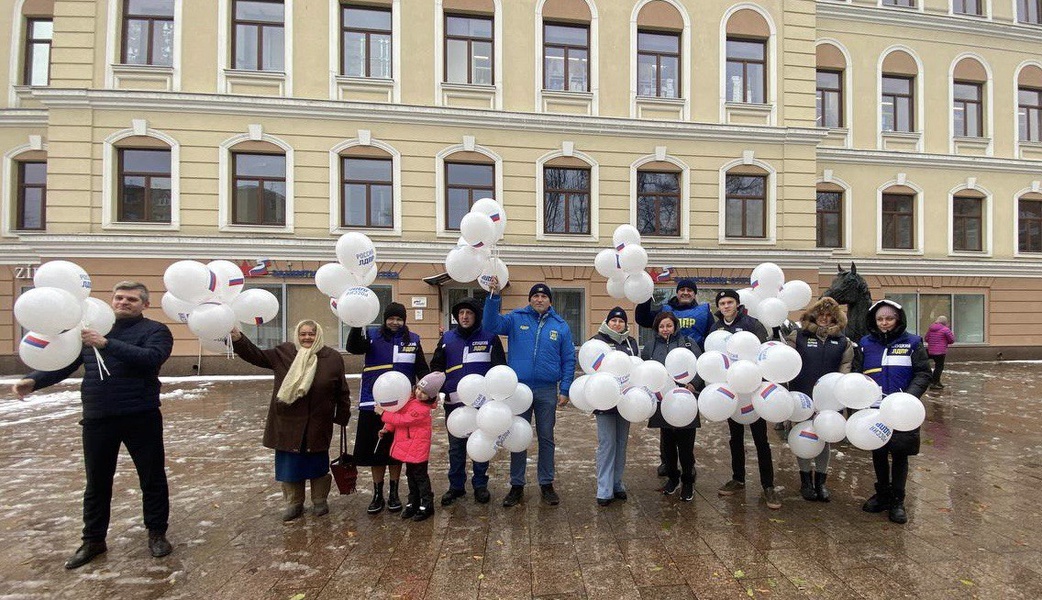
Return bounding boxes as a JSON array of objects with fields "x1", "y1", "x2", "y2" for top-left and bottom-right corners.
[{"x1": 589, "y1": 307, "x2": 639, "y2": 506}]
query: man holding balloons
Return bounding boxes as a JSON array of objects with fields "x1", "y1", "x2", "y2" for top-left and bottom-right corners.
[
  {"x1": 483, "y1": 278, "x2": 574, "y2": 507},
  {"x1": 12, "y1": 281, "x2": 175, "y2": 569}
]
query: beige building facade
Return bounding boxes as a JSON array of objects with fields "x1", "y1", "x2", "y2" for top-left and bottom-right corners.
[{"x1": 1, "y1": 0, "x2": 1041, "y2": 373}]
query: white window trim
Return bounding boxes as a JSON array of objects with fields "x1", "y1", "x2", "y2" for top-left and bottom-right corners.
[
  {"x1": 534, "y1": 0, "x2": 599, "y2": 115},
  {"x1": 718, "y1": 3, "x2": 777, "y2": 125},
  {"x1": 329, "y1": 0, "x2": 400, "y2": 102},
  {"x1": 630, "y1": 0, "x2": 691, "y2": 120},
  {"x1": 329, "y1": 137, "x2": 402, "y2": 236},
  {"x1": 536, "y1": 149, "x2": 599, "y2": 242},
  {"x1": 816, "y1": 175, "x2": 853, "y2": 254},
  {"x1": 718, "y1": 157, "x2": 776, "y2": 245},
  {"x1": 1014, "y1": 60, "x2": 1042, "y2": 153},
  {"x1": 102, "y1": 128, "x2": 181, "y2": 231},
  {"x1": 948, "y1": 0, "x2": 992, "y2": 19},
  {"x1": 947, "y1": 183, "x2": 993, "y2": 257},
  {"x1": 877, "y1": 0, "x2": 925, "y2": 12},
  {"x1": 631, "y1": 153, "x2": 690, "y2": 244},
  {"x1": 815, "y1": 39, "x2": 853, "y2": 148},
  {"x1": 876, "y1": 178, "x2": 925, "y2": 255},
  {"x1": 435, "y1": 143, "x2": 503, "y2": 239},
  {"x1": 217, "y1": 0, "x2": 293, "y2": 95},
  {"x1": 2, "y1": 142, "x2": 47, "y2": 237},
  {"x1": 8, "y1": 0, "x2": 50, "y2": 106},
  {"x1": 877, "y1": 46, "x2": 925, "y2": 151},
  {"x1": 434, "y1": 0, "x2": 503, "y2": 110},
  {"x1": 948, "y1": 53, "x2": 994, "y2": 155},
  {"x1": 219, "y1": 132, "x2": 294, "y2": 233},
  {"x1": 104, "y1": 0, "x2": 183, "y2": 91},
  {"x1": 1013, "y1": 184, "x2": 1042, "y2": 257},
  {"x1": 1013, "y1": 0, "x2": 1042, "y2": 25}
]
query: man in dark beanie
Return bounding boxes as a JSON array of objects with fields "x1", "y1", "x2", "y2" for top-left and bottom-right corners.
[
  {"x1": 430, "y1": 297, "x2": 506, "y2": 506},
  {"x1": 347, "y1": 300, "x2": 429, "y2": 516},
  {"x1": 484, "y1": 278, "x2": 575, "y2": 507}
]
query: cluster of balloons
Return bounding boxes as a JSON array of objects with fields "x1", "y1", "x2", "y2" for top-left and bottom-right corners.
[
  {"x1": 444, "y1": 198, "x2": 510, "y2": 292},
  {"x1": 594, "y1": 225, "x2": 655, "y2": 304},
  {"x1": 449, "y1": 366, "x2": 534, "y2": 461},
  {"x1": 786, "y1": 372, "x2": 926, "y2": 456},
  {"x1": 162, "y1": 260, "x2": 279, "y2": 352},
  {"x1": 315, "y1": 232, "x2": 382, "y2": 327},
  {"x1": 16, "y1": 261, "x2": 108, "y2": 371},
  {"x1": 732, "y1": 263, "x2": 813, "y2": 329}
]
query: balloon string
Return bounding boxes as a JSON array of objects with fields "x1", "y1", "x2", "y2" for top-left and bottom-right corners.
[
  {"x1": 225, "y1": 333, "x2": 234, "y2": 359},
  {"x1": 94, "y1": 347, "x2": 111, "y2": 380}
]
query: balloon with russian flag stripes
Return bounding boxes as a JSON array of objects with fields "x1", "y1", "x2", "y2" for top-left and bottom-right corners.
[
  {"x1": 34, "y1": 260, "x2": 92, "y2": 301},
  {"x1": 14, "y1": 287, "x2": 82, "y2": 335},
  {"x1": 750, "y1": 262, "x2": 785, "y2": 297},
  {"x1": 725, "y1": 331, "x2": 761, "y2": 361},
  {"x1": 697, "y1": 383, "x2": 739, "y2": 422},
  {"x1": 231, "y1": 288, "x2": 279, "y2": 325},
  {"x1": 661, "y1": 387, "x2": 699, "y2": 427},
  {"x1": 725, "y1": 359, "x2": 762, "y2": 394},
  {"x1": 460, "y1": 212, "x2": 497, "y2": 249},
  {"x1": 730, "y1": 395, "x2": 761, "y2": 425},
  {"x1": 164, "y1": 260, "x2": 217, "y2": 304},
  {"x1": 578, "y1": 339, "x2": 612, "y2": 375},
  {"x1": 617, "y1": 386, "x2": 657, "y2": 423},
  {"x1": 788, "y1": 420, "x2": 827, "y2": 459},
  {"x1": 372, "y1": 371, "x2": 411, "y2": 413},
  {"x1": 756, "y1": 342, "x2": 803, "y2": 383},
  {"x1": 628, "y1": 360, "x2": 671, "y2": 394},
  {"x1": 19, "y1": 328, "x2": 82, "y2": 371},
  {"x1": 703, "y1": 330, "x2": 732, "y2": 353},
  {"x1": 623, "y1": 271, "x2": 655, "y2": 304},
  {"x1": 695, "y1": 350, "x2": 731, "y2": 384},
  {"x1": 612, "y1": 224, "x2": 641, "y2": 251},
  {"x1": 617, "y1": 244, "x2": 648, "y2": 274},
  {"x1": 752, "y1": 381, "x2": 795, "y2": 423},
  {"x1": 664, "y1": 347, "x2": 698, "y2": 384},
  {"x1": 594, "y1": 248, "x2": 622, "y2": 279},
  {"x1": 470, "y1": 197, "x2": 507, "y2": 241},
  {"x1": 206, "y1": 260, "x2": 246, "y2": 304}
]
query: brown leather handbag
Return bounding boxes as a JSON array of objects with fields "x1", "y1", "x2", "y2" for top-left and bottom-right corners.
[{"x1": 329, "y1": 425, "x2": 358, "y2": 495}]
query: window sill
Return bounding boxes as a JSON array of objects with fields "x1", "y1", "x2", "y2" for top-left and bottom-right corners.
[
  {"x1": 635, "y1": 96, "x2": 686, "y2": 121},
  {"x1": 111, "y1": 64, "x2": 175, "y2": 92},
  {"x1": 103, "y1": 221, "x2": 179, "y2": 232},
  {"x1": 331, "y1": 225, "x2": 400, "y2": 237},
  {"x1": 1014, "y1": 251, "x2": 1042, "y2": 258},
  {"x1": 440, "y1": 82, "x2": 497, "y2": 109},
  {"x1": 718, "y1": 237, "x2": 776, "y2": 246},
  {"x1": 877, "y1": 248, "x2": 924, "y2": 256},
  {"x1": 881, "y1": 130, "x2": 921, "y2": 152},
  {"x1": 219, "y1": 223, "x2": 293, "y2": 235},
  {"x1": 826, "y1": 246, "x2": 852, "y2": 255},
  {"x1": 724, "y1": 102, "x2": 773, "y2": 126},
  {"x1": 638, "y1": 235, "x2": 692, "y2": 245},
  {"x1": 949, "y1": 250, "x2": 991, "y2": 258},
  {"x1": 878, "y1": 3, "x2": 924, "y2": 13},
  {"x1": 540, "y1": 90, "x2": 594, "y2": 116},
  {"x1": 953, "y1": 136, "x2": 991, "y2": 156},
  {"x1": 1017, "y1": 140, "x2": 1042, "y2": 160},
  {"x1": 223, "y1": 69, "x2": 286, "y2": 96},
  {"x1": 820, "y1": 127, "x2": 850, "y2": 148},
  {"x1": 535, "y1": 231, "x2": 598, "y2": 243},
  {"x1": 335, "y1": 76, "x2": 394, "y2": 103}
]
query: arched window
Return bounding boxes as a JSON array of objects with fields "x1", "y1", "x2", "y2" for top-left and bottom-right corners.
[
  {"x1": 952, "y1": 57, "x2": 988, "y2": 139},
  {"x1": 878, "y1": 182, "x2": 921, "y2": 251},
  {"x1": 881, "y1": 50, "x2": 919, "y2": 133},
  {"x1": 816, "y1": 42, "x2": 847, "y2": 129},
  {"x1": 338, "y1": 145, "x2": 394, "y2": 230},
  {"x1": 636, "y1": 1, "x2": 683, "y2": 99},
  {"x1": 218, "y1": 132, "x2": 293, "y2": 231},
  {"x1": 14, "y1": 0, "x2": 54, "y2": 88},
  {"x1": 1017, "y1": 64, "x2": 1042, "y2": 143},
  {"x1": 4, "y1": 144, "x2": 47, "y2": 233},
  {"x1": 725, "y1": 8, "x2": 770, "y2": 104},
  {"x1": 1017, "y1": 190, "x2": 1042, "y2": 254},
  {"x1": 723, "y1": 164, "x2": 770, "y2": 239},
  {"x1": 633, "y1": 157, "x2": 685, "y2": 238},
  {"x1": 541, "y1": 0, "x2": 591, "y2": 92},
  {"x1": 436, "y1": 144, "x2": 501, "y2": 234},
  {"x1": 816, "y1": 181, "x2": 846, "y2": 249},
  {"x1": 541, "y1": 156, "x2": 592, "y2": 236},
  {"x1": 950, "y1": 186, "x2": 988, "y2": 253},
  {"x1": 102, "y1": 126, "x2": 180, "y2": 230}
]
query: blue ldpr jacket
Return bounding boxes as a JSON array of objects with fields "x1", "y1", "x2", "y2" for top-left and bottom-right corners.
[{"x1": 482, "y1": 294, "x2": 575, "y2": 395}]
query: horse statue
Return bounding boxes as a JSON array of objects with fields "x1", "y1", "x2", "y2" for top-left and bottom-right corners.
[{"x1": 821, "y1": 262, "x2": 872, "y2": 343}]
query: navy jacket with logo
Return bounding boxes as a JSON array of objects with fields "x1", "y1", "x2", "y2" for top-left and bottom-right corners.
[{"x1": 347, "y1": 324, "x2": 429, "y2": 411}]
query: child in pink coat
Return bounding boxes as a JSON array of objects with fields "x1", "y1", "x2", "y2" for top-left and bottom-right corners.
[{"x1": 378, "y1": 372, "x2": 444, "y2": 521}]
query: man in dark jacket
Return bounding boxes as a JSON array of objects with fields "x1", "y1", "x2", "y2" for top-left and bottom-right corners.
[
  {"x1": 12, "y1": 281, "x2": 174, "y2": 569},
  {"x1": 430, "y1": 297, "x2": 505, "y2": 506}
]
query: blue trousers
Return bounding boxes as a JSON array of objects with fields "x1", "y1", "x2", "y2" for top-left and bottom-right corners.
[
  {"x1": 444, "y1": 403, "x2": 489, "y2": 490},
  {"x1": 510, "y1": 385, "x2": 558, "y2": 486},
  {"x1": 595, "y1": 412, "x2": 629, "y2": 499}
]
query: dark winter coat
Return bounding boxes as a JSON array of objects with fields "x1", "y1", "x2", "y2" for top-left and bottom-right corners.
[
  {"x1": 785, "y1": 297, "x2": 854, "y2": 396},
  {"x1": 640, "y1": 332, "x2": 703, "y2": 429},
  {"x1": 589, "y1": 322, "x2": 639, "y2": 416},
  {"x1": 710, "y1": 308, "x2": 770, "y2": 342},
  {"x1": 430, "y1": 297, "x2": 506, "y2": 402},
  {"x1": 347, "y1": 324, "x2": 429, "y2": 410},
  {"x1": 232, "y1": 335, "x2": 351, "y2": 453},
  {"x1": 635, "y1": 297, "x2": 714, "y2": 347}
]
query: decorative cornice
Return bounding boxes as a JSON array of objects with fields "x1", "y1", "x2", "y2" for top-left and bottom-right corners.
[
  {"x1": 817, "y1": 147, "x2": 1042, "y2": 174},
  {"x1": 0, "y1": 109, "x2": 48, "y2": 127},
  {"x1": 816, "y1": 256, "x2": 1042, "y2": 278},
  {"x1": 816, "y1": 2, "x2": 1042, "y2": 45}
]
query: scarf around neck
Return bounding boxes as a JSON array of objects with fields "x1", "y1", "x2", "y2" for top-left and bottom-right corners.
[{"x1": 276, "y1": 321, "x2": 325, "y2": 404}]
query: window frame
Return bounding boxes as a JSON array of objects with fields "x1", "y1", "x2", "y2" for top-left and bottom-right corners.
[
  {"x1": 636, "y1": 28, "x2": 681, "y2": 99},
  {"x1": 816, "y1": 189, "x2": 843, "y2": 249},
  {"x1": 952, "y1": 0, "x2": 984, "y2": 15},
  {"x1": 443, "y1": 13, "x2": 494, "y2": 85},
  {"x1": 724, "y1": 173, "x2": 767, "y2": 239},
  {"x1": 23, "y1": 18, "x2": 52, "y2": 86},
  {"x1": 635, "y1": 170, "x2": 681, "y2": 237},
  {"x1": 341, "y1": 155, "x2": 393, "y2": 229},
  {"x1": 816, "y1": 68, "x2": 844, "y2": 128},
  {"x1": 116, "y1": 148, "x2": 173, "y2": 224},
  {"x1": 881, "y1": 74, "x2": 915, "y2": 132},
  {"x1": 15, "y1": 160, "x2": 46, "y2": 231},
  {"x1": 725, "y1": 36, "x2": 767, "y2": 104},
  {"x1": 951, "y1": 193, "x2": 984, "y2": 252},
  {"x1": 231, "y1": 0, "x2": 285, "y2": 72},
  {"x1": 1019, "y1": 86, "x2": 1042, "y2": 142},
  {"x1": 550, "y1": 287, "x2": 585, "y2": 344},
  {"x1": 231, "y1": 151, "x2": 287, "y2": 226},
  {"x1": 543, "y1": 166, "x2": 591, "y2": 235},
  {"x1": 121, "y1": 0, "x2": 175, "y2": 66},
  {"x1": 881, "y1": 192, "x2": 916, "y2": 250},
  {"x1": 1018, "y1": 197, "x2": 1042, "y2": 254},
  {"x1": 953, "y1": 80, "x2": 984, "y2": 138},
  {"x1": 542, "y1": 21, "x2": 589, "y2": 92},
  {"x1": 340, "y1": 4, "x2": 392, "y2": 78},
  {"x1": 882, "y1": 0, "x2": 917, "y2": 7},
  {"x1": 444, "y1": 160, "x2": 494, "y2": 231},
  {"x1": 1017, "y1": 0, "x2": 1042, "y2": 24}
]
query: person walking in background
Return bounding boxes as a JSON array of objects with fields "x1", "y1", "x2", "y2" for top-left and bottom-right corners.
[
  {"x1": 483, "y1": 278, "x2": 575, "y2": 507},
  {"x1": 429, "y1": 297, "x2": 505, "y2": 506},
  {"x1": 12, "y1": 281, "x2": 174, "y2": 569},
  {"x1": 589, "y1": 307, "x2": 639, "y2": 506},
  {"x1": 924, "y1": 316, "x2": 955, "y2": 390},
  {"x1": 347, "y1": 302, "x2": 429, "y2": 515},
  {"x1": 231, "y1": 320, "x2": 350, "y2": 521},
  {"x1": 784, "y1": 298, "x2": 853, "y2": 502}
]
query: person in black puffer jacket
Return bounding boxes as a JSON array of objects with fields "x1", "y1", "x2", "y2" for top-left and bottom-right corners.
[
  {"x1": 13, "y1": 281, "x2": 174, "y2": 570},
  {"x1": 589, "y1": 307, "x2": 639, "y2": 506}
]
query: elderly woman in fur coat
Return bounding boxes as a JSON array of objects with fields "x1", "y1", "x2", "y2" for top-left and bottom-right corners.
[{"x1": 785, "y1": 297, "x2": 854, "y2": 502}]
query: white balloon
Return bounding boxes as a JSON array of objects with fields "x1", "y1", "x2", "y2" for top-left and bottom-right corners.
[
  {"x1": 569, "y1": 374, "x2": 594, "y2": 413},
  {"x1": 834, "y1": 373, "x2": 883, "y2": 410},
  {"x1": 81, "y1": 297, "x2": 116, "y2": 336},
  {"x1": 164, "y1": 260, "x2": 216, "y2": 304},
  {"x1": 187, "y1": 301, "x2": 236, "y2": 339},
  {"x1": 476, "y1": 400, "x2": 513, "y2": 436},
  {"x1": 665, "y1": 347, "x2": 699, "y2": 384},
  {"x1": 756, "y1": 343, "x2": 803, "y2": 383},
  {"x1": 661, "y1": 387, "x2": 698, "y2": 427},
  {"x1": 697, "y1": 383, "x2": 740, "y2": 422},
  {"x1": 445, "y1": 247, "x2": 485, "y2": 283},
  {"x1": 231, "y1": 288, "x2": 280, "y2": 325},
  {"x1": 812, "y1": 372, "x2": 846, "y2": 412},
  {"x1": 356, "y1": 265, "x2": 379, "y2": 287},
  {"x1": 14, "y1": 287, "x2": 83, "y2": 335},
  {"x1": 879, "y1": 392, "x2": 926, "y2": 431},
  {"x1": 790, "y1": 391, "x2": 815, "y2": 422},
  {"x1": 199, "y1": 335, "x2": 232, "y2": 353},
  {"x1": 315, "y1": 263, "x2": 356, "y2": 298},
  {"x1": 206, "y1": 260, "x2": 246, "y2": 303},
  {"x1": 477, "y1": 258, "x2": 510, "y2": 292},
  {"x1": 336, "y1": 287, "x2": 380, "y2": 327},
  {"x1": 606, "y1": 276, "x2": 627, "y2": 299},
  {"x1": 594, "y1": 249, "x2": 622, "y2": 279},
  {"x1": 457, "y1": 374, "x2": 488, "y2": 407},
  {"x1": 731, "y1": 396, "x2": 761, "y2": 425},
  {"x1": 703, "y1": 330, "x2": 732, "y2": 353},
  {"x1": 779, "y1": 280, "x2": 813, "y2": 312},
  {"x1": 502, "y1": 382, "x2": 533, "y2": 415},
  {"x1": 725, "y1": 331, "x2": 762, "y2": 361},
  {"x1": 845, "y1": 408, "x2": 893, "y2": 450},
  {"x1": 34, "y1": 260, "x2": 92, "y2": 300},
  {"x1": 578, "y1": 339, "x2": 612, "y2": 374},
  {"x1": 695, "y1": 350, "x2": 730, "y2": 384},
  {"x1": 470, "y1": 197, "x2": 507, "y2": 240},
  {"x1": 788, "y1": 420, "x2": 827, "y2": 459},
  {"x1": 467, "y1": 429, "x2": 498, "y2": 462},
  {"x1": 19, "y1": 328, "x2": 82, "y2": 371},
  {"x1": 813, "y1": 410, "x2": 848, "y2": 443},
  {"x1": 752, "y1": 382, "x2": 795, "y2": 423},
  {"x1": 335, "y1": 231, "x2": 377, "y2": 274},
  {"x1": 725, "y1": 359, "x2": 763, "y2": 394},
  {"x1": 737, "y1": 287, "x2": 757, "y2": 310},
  {"x1": 750, "y1": 262, "x2": 785, "y2": 295},
  {"x1": 756, "y1": 297, "x2": 790, "y2": 329},
  {"x1": 623, "y1": 271, "x2": 655, "y2": 304},
  {"x1": 500, "y1": 416, "x2": 534, "y2": 452},
  {"x1": 618, "y1": 386, "x2": 657, "y2": 423},
  {"x1": 447, "y1": 406, "x2": 479, "y2": 438},
  {"x1": 617, "y1": 244, "x2": 648, "y2": 274},
  {"x1": 629, "y1": 360, "x2": 671, "y2": 393},
  {"x1": 612, "y1": 224, "x2": 642, "y2": 250},
  {"x1": 161, "y1": 292, "x2": 195, "y2": 324},
  {"x1": 584, "y1": 371, "x2": 622, "y2": 411},
  {"x1": 372, "y1": 371, "x2": 412, "y2": 412},
  {"x1": 460, "y1": 212, "x2": 497, "y2": 248},
  {"x1": 485, "y1": 365, "x2": 519, "y2": 401},
  {"x1": 599, "y1": 350, "x2": 634, "y2": 381}
]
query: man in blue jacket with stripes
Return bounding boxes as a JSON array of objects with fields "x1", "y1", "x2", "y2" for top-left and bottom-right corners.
[{"x1": 483, "y1": 278, "x2": 575, "y2": 507}]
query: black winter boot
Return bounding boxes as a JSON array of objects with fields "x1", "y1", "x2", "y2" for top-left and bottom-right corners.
[
  {"x1": 799, "y1": 472, "x2": 816, "y2": 501},
  {"x1": 889, "y1": 490, "x2": 908, "y2": 524},
  {"x1": 814, "y1": 472, "x2": 830, "y2": 502},
  {"x1": 862, "y1": 483, "x2": 891, "y2": 513},
  {"x1": 386, "y1": 480, "x2": 403, "y2": 513},
  {"x1": 366, "y1": 482, "x2": 385, "y2": 514},
  {"x1": 413, "y1": 495, "x2": 435, "y2": 522}
]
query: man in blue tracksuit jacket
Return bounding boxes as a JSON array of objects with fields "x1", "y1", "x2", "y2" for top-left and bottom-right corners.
[{"x1": 483, "y1": 278, "x2": 575, "y2": 508}]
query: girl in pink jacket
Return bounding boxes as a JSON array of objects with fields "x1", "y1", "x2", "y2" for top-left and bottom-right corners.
[{"x1": 378, "y1": 372, "x2": 444, "y2": 521}]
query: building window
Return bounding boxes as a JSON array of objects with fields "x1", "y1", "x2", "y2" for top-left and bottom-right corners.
[
  {"x1": 544, "y1": 167, "x2": 590, "y2": 235},
  {"x1": 16, "y1": 161, "x2": 46, "y2": 230},
  {"x1": 342, "y1": 156, "x2": 392, "y2": 228},
  {"x1": 953, "y1": 0, "x2": 983, "y2": 15},
  {"x1": 882, "y1": 193, "x2": 914, "y2": 249},
  {"x1": 725, "y1": 38, "x2": 766, "y2": 103},
  {"x1": 445, "y1": 162, "x2": 493, "y2": 230},
  {"x1": 444, "y1": 14, "x2": 493, "y2": 85},
  {"x1": 232, "y1": 152, "x2": 286, "y2": 225},
  {"x1": 232, "y1": 0, "x2": 284, "y2": 71},
  {"x1": 816, "y1": 189, "x2": 843, "y2": 248},
  {"x1": 1019, "y1": 87, "x2": 1042, "y2": 142},
  {"x1": 543, "y1": 23, "x2": 588, "y2": 92},
  {"x1": 1018, "y1": 0, "x2": 1042, "y2": 24},
  {"x1": 953, "y1": 81, "x2": 983, "y2": 137},
  {"x1": 1019, "y1": 197, "x2": 1042, "y2": 253},
  {"x1": 23, "y1": 19, "x2": 52, "y2": 86},
  {"x1": 341, "y1": 5, "x2": 391, "y2": 78},
  {"x1": 816, "y1": 69, "x2": 843, "y2": 128},
  {"x1": 725, "y1": 174, "x2": 766, "y2": 238},
  {"x1": 887, "y1": 292, "x2": 985, "y2": 342},
  {"x1": 882, "y1": 75, "x2": 914, "y2": 132},
  {"x1": 552, "y1": 288, "x2": 584, "y2": 343},
  {"x1": 637, "y1": 30, "x2": 680, "y2": 98},
  {"x1": 636, "y1": 171, "x2": 680, "y2": 237},
  {"x1": 952, "y1": 194, "x2": 983, "y2": 252},
  {"x1": 118, "y1": 149, "x2": 172, "y2": 223},
  {"x1": 122, "y1": 0, "x2": 174, "y2": 66},
  {"x1": 883, "y1": 0, "x2": 916, "y2": 6}
]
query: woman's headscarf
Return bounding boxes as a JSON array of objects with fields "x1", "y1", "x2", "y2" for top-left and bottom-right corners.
[{"x1": 276, "y1": 320, "x2": 325, "y2": 404}]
